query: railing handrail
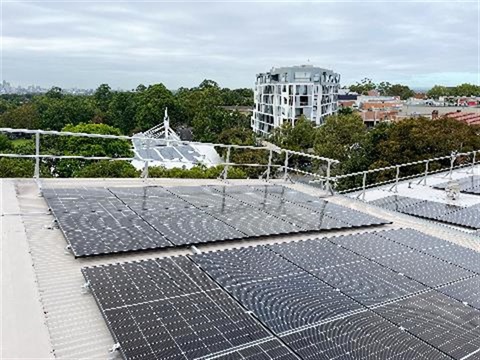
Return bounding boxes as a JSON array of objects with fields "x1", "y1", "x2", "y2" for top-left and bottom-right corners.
[{"x1": 0, "y1": 127, "x2": 339, "y2": 188}]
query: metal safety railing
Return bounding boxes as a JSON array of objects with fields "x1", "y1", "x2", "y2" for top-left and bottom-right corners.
[
  {"x1": 330, "y1": 150, "x2": 480, "y2": 200},
  {"x1": 0, "y1": 128, "x2": 339, "y2": 191}
]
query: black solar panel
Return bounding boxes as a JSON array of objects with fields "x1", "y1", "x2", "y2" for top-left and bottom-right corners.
[
  {"x1": 83, "y1": 229, "x2": 480, "y2": 359},
  {"x1": 369, "y1": 195, "x2": 426, "y2": 211},
  {"x1": 373, "y1": 250, "x2": 473, "y2": 287},
  {"x1": 434, "y1": 176, "x2": 480, "y2": 194},
  {"x1": 82, "y1": 257, "x2": 273, "y2": 360},
  {"x1": 281, "y1": 311, "x2": 450, "y2": 360},
  {"x1": 377, "y1": 228, "x2": 452, "y2": 251},
  {"x1": 440, "y1": 204, "x2": 480, "y2": 230},
  {"x1": 370, "y1": 195, "x2": 480, "y2": 230},
  {"x1": 214, "y1": 339, "x2": 299, "y2": 360},
  {"x1": 375, "y1": 291, "x2": 480, "y2": 360},
  {"x1": 268, "y1": 240, "x2": 363, "y2": 271},
  {"x1": 313, "y1": 260, "x2": 426, "y2": 307},
  {"x1": 438, "y1": 276, "x2": 480, "y2": 310},
  {"x1": 192, "y1": 248, "x2": 361, "y2": 334},
  {"x1": 329, "y1": 232, "x2": 412, "y2": 260}
]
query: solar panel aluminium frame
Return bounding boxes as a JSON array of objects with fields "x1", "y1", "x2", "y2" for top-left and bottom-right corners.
[
  {"x1": 47, "y1": 185, "x2": 391, "y2": 257},
  {"x1": 81, "y1": 257, "x2": 300, "y2": 360}
]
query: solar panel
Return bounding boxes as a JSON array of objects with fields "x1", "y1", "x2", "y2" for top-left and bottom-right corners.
[
  {"x1": 440, "y1": 204, "x2": 480, "y2": 230},
  {"x1": 375, "y1": 291, "x2": 480, "y2": 360},
  {"x1": 45, "y1": 185, "x2": 390, "y2": 256},
  {"x1": 213, "y1": 339, "x2": 299, "y2": 360},
  {"x1": 420, "y1": 245, "x2": 480, "y2": 274},
  {"x1": 176, "y1": 145, "x2": 199, "y2": 162},
  {"x1": 373, "y1": 250, "x2": 473, "y2": 287},
  {"x1": 281, "y1": 311, "x2": 450, "y2": 360},
  {"x1": 369, "y1": 195, "x2": 426, "y2": 211},
  {"x1": 434, "y1": 176, "x2": 480, "y2": 194},
  {"x1": 370, "y1": 195, "x2": 480, "y2": 230},
  {"x1": 438, "y1": 276, "x2": 480, "y2": 310},
  {"x1": 82, "y1": 257, "x2": 274, "y2": 360},
  {"x1": 328, "y1": 232, "x2": 412, "y2": 260},
  {"x1": 313, "y1": 260, "x2": 426, "y2": 307},
  {"x1": 192, "y1": 248, "x2": 362, "y2": 334},
  {"x1": 268, "y1": 240, "x2": 363, "y2": 271},
  {"x1": 377, "y1": 228, "x2": 452, "y2": 251}
]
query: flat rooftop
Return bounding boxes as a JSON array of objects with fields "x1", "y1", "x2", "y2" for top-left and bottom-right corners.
[{"x1": 2, "y1": 178, "x2": 479, "y2": 359}]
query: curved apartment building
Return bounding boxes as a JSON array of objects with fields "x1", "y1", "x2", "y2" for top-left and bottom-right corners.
[{"x1": 251, "y1": 65, "x2": 340, "y2": 135}]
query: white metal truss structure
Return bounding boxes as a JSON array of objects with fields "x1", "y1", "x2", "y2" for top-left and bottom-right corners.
[{"x1": 140, "y1": 108, "x2": 181, "y2": 142}]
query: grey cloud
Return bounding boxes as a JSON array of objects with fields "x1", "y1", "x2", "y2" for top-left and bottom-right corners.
[{"x1": 2, "y1": 1, "x2": 478, "y2": 89}]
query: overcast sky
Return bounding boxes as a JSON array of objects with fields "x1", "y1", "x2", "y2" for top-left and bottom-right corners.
[{"x1": 2, "y1": 0, "x2": 479, "y2": 90}]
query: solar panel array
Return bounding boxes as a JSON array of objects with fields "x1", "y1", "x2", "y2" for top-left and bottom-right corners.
[
  {"x1": 434, "y1": 176, "x2": 480, "y2": 195},
  {"x1": 43, "y1": 185, "x2": 388, "y2": 257},
  {"x1": 84, "y1": 228, "x2": 480, "y2": 360},
  {"x1": 370, "y1": 195, "x2": 480, "y2": 230}
]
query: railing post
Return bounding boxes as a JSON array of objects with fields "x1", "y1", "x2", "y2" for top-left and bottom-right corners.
[
  {"x1": 223, "y1": 146, "x2": 231, "y2": 180},
  {"x1": 34, "y1": 131, "x2": 40, "y2": 180},
  {"x1": 448, "y1": 152, "x2": 456, "y2": 179},
  {"x1": 283, "y1": 151, "x2": 289, "y2": 181},
  {"x1": 141, "y1": 139, "x2": 150, "y2": 180},
  {"x1": 265, "y1": 149, "x2": 273, "y2": 181},
  {"x1": 325, "y1": 160, "x2": 332, "y2": 194},
  {"x1": 470, "y1": 152, "x2": 477, "y2": 174},
  {"x1": 361, "y1": 171, "x2": 367, "y2": 201},
  {"x1": 423, "y1": 161, "x2": 429, "y2": 185},
  {"x1": 394, "y1": 165, "x2": 400, "y2": 193}
]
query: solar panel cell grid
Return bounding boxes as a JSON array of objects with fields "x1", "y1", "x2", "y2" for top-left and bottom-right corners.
[
  {"x1": 268, "y1": 240, "x2": 363, "y2": 271},
  {"x1": 438, "y1": 276, "x2": 480, "y2": 310},
  {"x1": 214, "y1": 339, "x2": 299, "y2": 360},
  {"x1": 313, "y1": 260, "x2": 426, "y2": 307},
  {"x1": 420, "y1": 245, "x2": 480, "y2": 274},
  {"x1": 280, "y1": 311, "x2": 450, "y2": 360},
  {"x1": 46, "y1": 185, "x2": 389, "y2": 256},
  {"x1": 378, "y1": 228, "x2": 452, "y2": 251},
  {"x1": 83, "y1": 258, "x2": 273, "y2": 360},
  {"x1": 373, "y1": 250, "x2": 473, "y2": 287},
  {"x1": 329, "y1": 232, "x2": 412, "y2": 260},
  {"x1": 375, "y1": 291, "x2": 480, "y2": 360}
]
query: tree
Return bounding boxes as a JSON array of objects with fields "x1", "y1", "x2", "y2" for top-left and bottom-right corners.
[
  {"x1": 192, "y1": 109, "x2": 248, "y2": 142},
  {"x1": 271, "y1": 116, "x2": 317, "y2": 152},
  {"x1": 108, "y1": 92, "x2": 137, "y2": 134},
  {"x1": 349, "y1": 78, "x2": 376, "y2": 95},
  {"x1": 427, "y1": 85, "x2": 450, "y2": 99},
  {"x1": 0, "y1": 103, "x2": 40, "y2": 129},
  {"x1": 94, "y1": 84, "x2": 113, "y2": 112},
  {"x1": 134, "y1": 84, "x2": 177, "y2": 131},
  {"x1": 45, "y1": 86, "x2": 63, "y2": 99},
  {"x1": 48, "y1": 123, "x2": 133, "y2": 177},
  {"x1": 74, "y1": 160, "x2": 139, "y2": 178}
]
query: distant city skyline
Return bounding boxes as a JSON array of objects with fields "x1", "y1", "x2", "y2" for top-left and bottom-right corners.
[{"x1": 2, "y1": 1, "x2": 477, "y2": 90}]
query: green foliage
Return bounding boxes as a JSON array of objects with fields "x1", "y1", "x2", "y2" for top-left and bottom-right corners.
[
  {"x1": 148, "y1": 165, "x2": 247, "y2": 179},
  {"x1": 192, "y1": 109, "x2": 249, "y2": 143},
  {"x1": 0, "y1": 157, "x2": 51, "y2": 178},
  {"x1": 74, "y1": 160, "x2": 139, "y2": 178},
  {"x1": 377, "y1": 82, "x2": 415, "y2": 100},
  {"x1": 348, "y1": 78, "x2": 376, "y2": 95},
  {"x1": 0, "y1": 134, "x2": 13, "y2": 152},
  {"x1": 134, "y1": 84, "x2": 177, "y2": 131},
  {"x1": 34, "y1": 95, "x2": 96, "y2": 130},
  {"x1": 426, "y1": 83, "x2": 480, "y2": 99},
  {"x1": 0, "y1": 103, "x2": 40, "y2": 129},
  {"x1": 271, "y1": 116, "x2": 317, "y2": 152},
  {"x1": 49, "y1": 123, "x2": 133, "y2": 177}
]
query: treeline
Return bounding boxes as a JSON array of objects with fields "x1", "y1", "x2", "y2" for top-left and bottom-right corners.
[
  {"x1": 0, "y1": 80, "x2": 254, "y2": 140},
  {"x1": 426, "y1": 84, "x2": 480, "y2": 99},
  {"x1": 348, "y1": 78, "x2": 415, "y2": 100}
]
